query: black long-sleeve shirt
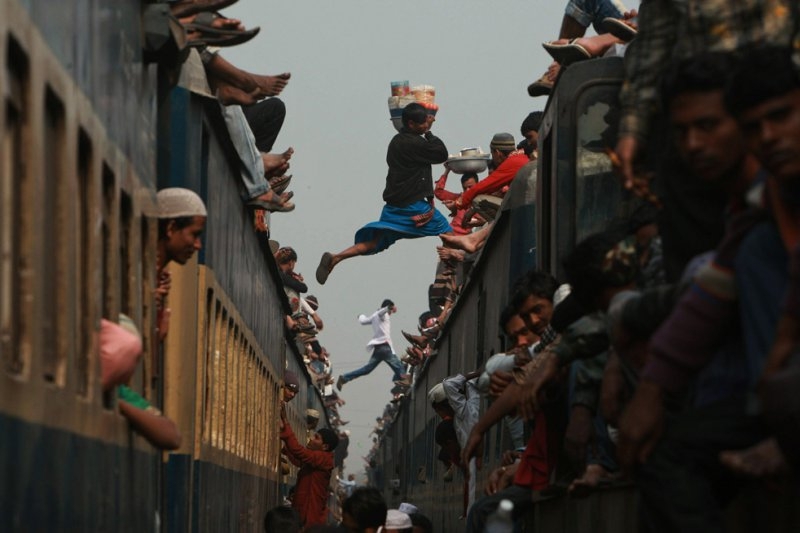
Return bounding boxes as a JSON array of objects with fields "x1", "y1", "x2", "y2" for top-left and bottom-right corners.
[{"x1": 383, "y1": 129, "x2": 448, "y2": 207}]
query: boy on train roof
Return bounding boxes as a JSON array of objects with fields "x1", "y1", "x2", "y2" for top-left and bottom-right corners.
[{"x1": 315, "y1": 103, "x2": 451, "y2": 285}]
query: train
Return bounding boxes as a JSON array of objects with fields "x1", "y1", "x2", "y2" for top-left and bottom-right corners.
[
  {"x1": 0, "y1": 1, "x2": 329, "y2": 530},
  {"x1": 372, "y1": 54, "x2": 800, "y2": 533}
]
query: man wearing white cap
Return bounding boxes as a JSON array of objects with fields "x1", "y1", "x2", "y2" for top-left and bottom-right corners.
[
  {"x1": 382, "y1": 509, "x2": 412, "y2": 533},
  {"x1": 156, "y1": 187, "x2": 208, "y2": 340}
]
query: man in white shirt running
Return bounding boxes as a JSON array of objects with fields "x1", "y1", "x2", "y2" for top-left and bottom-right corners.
[{"x1": 336, "y1": 299, "x2": 407, "y2": 390}]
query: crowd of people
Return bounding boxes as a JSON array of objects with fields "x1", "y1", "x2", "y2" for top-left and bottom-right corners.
[{"x1": 115, "y1": 0, "x2": 800, "y2": 531}]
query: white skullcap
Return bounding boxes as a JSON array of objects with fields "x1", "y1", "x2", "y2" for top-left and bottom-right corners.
[
  {"x1": 385, "y1": 509, "x2": 412, "y2": 529},
  {"x1": 398, "y1": 502, "x2": 418, "y2": 515},
  {"x1": 427, "y1": 383, "x2": 447, "y2": 405},
  {"x1": 553, "y1": 283, "x2": 571, "y2": 307},
  {"x1": 477, "y1": 353, "x2": 517, "y2": 393},
  {"x1": 157, "y1": 188, "x2": 207, "y2": 219}
]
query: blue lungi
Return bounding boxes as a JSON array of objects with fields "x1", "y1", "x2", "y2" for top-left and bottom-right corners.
[{"x1": 354, "y1": 200, "x2": 452, "y2": 254}]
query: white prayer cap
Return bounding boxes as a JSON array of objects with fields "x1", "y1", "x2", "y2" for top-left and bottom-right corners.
[
  {"x1": 477, "y1": 353, "x2": 517, "y2": 393},
  {"x1": 427, "y1": 383, "x2": 447, "y2": 405},
  {"x1": 157, "y1": 187, "x2": 207, "y2": 219},
  {"x1": 385, "y1": 509, "x2": 412, "y2": 529},
  {"x1": 398, "y1": 502, "x2": 418, "y2": 515}
]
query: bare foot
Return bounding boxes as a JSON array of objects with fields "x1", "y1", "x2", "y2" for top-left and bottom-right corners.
[
  {"x1": 253, "y1": 72, "x2": 291, "y2": 97},
  {"x1": 213, "y1": 82, "x2": 260, "y2": 106},
  {"x1": 439, "y1": 233, "x2": 484, "y2": 254},
  {"x1": 437, "y1": 246, "x2": 465, "y2": 263},
  {"x1": 568, "y1": 464, "x2": 617, "y2": 498},
  {"x1": 262, "y1": 148, "x2": 294, "y2": 176},
  {"x1": 719, "y1": 438, "x2": 789, "y2": 477}
]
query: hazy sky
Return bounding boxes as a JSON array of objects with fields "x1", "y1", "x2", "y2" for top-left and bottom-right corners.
[{"x1": 226, "y1": 0, "x2": 569, "y2": 477}]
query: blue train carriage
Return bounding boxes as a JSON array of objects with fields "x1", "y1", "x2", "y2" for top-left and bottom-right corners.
[
  {"x1": 373, "y1": 56, "x2": 636, "y2": 531},
  {"x1": 0, "y1": 0, "x2": 162, "y2": 530},
  {"x1": 160, "y1": 52, "x2": 334, "y2": 530}
]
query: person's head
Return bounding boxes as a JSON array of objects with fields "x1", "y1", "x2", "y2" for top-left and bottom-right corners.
[
  {"x1": 427, "y1": 383, "x2": 453, "y2": 418},
  {"x1": 310, "y1": 427, "x2": 339, "y2": 452},
  {"x1": 384, "y1": 510, "x2": 413, "y2": 533},
  {"x1": 263, "y1": 505, "x2": 301, "y2": 533},
  {"x1": 510, "y1": 270, "x2": 558, "y2": 337},
  {"x1": 342, "y1": 487, "x2": 388, "y2": 533},
  {"x1": 283, "y1": 371, "x2": 300, "y2": 402},
  {"x1": 661, "y1": 52, "x2": 746, "y2": 183},
  {"x1": 409, "y1": 513, "x2": 433, "y2": 533},
  {"x1": 499, "y1": 302, "x2": 536, "y2": 350},
  {"x1": 563, "y1": 228, "x2": 638, "y2": 311},
  {"x1": 99, "y1": 317, "x2": 143, "y2": 391},
  {"x1": 489, "y1": 133, "x2": 516, "y2": 166},
  {"x1": 402, "y1": 103, "x2": 429, "y2": 134},
  {"x1": 348, "y1": 473, "x2": 356, "y2": 481},
  {"x1": 274, "y1": 246, "x2": 298, "y2": 272},
  {"x1": 460, "y1": 172, "x2": 479, "y2": 191},
  {"x1": 520, "y1": 111, "x2": 544, "y2": 150},
  {"x1": 726, "y1": 46, "x2": 800, "y2": 182},
  {"x1": 381, "y1": 299, "x2": 397, "y2": 314},
  {"x1": 306, "y1": 408, "x2": 320, "y2": 429},
  {"x1": 157, "y1": 188, "x2": 207, "y2": 266}
]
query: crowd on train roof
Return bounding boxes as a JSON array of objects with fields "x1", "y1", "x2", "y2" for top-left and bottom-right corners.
[{"x1": 130, "y1": 0, "x2": 800, "y2": 531}]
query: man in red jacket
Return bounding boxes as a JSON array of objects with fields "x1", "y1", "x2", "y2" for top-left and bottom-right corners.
[
  {"x1": 280, "y1": 405, "x2": 339, "y2": 528},
  {"x1": 455, "y1": 132, "x2": 529, "y2": 210}
]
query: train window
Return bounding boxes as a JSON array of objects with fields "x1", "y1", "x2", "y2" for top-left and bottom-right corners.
[
  {"x1": 101, "y1": 164, "x2": 116, "y2": 320},
  {"x1": 120, "y1": 191, "x2": 133, "y2": 315},
  {"x1": 574, "y1": 86, "x2": 633, "y2": 242},
  {"x1": 76, "y1": 130, "x2": 93, "y2": 395},
  {"x1": 42, "y1": 87, "x2": 66, "y2": 385},
  {"x1": 2, "y1": 37, "x2": 27, "y2": 375}
]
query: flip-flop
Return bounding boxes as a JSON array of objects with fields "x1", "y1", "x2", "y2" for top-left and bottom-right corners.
[
  {"x1": 246, "y1": 197, "x2": 295, "y2": 212},
  {"x1": 171, "y1": 0, "x2": 239, "y2": 19},
  {"x1": 542, "y1": 39, "x2": 592, "y2": 66},
  {"x1": 269, "y1": 174, "x2": 292, "y2": 195},
  {"x1": 316, "y1": 252, "x2": 334, "y2": 285},
  {"x1": 602, "y1": 17, "x2": 638, "y2": 42},
  {"x1": 528, "y1": 73, "x2": 554, "y2": 97},
  {"x1": 185, "y1": 12, "x2": 260, "y2": 47}
]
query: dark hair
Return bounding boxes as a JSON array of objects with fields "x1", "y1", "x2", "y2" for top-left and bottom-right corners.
[
  {"x1": 460, "y1": 172, "x2": 479, "y2": 185},
  {"x1": 343, "y1": 487, "x2": 388, "y2": 530},
  {"x1": 275, "y1": 246, "x2": 298, "y2": 264},
  {"x1": 402, "y1": 103, "x2": 428, "y2": 128},
  {"x1": 410, "y1": 513, "x2": 434, "y2": 533},
  {"x1": 725, "y1": 45, "x2": 800, "y2": 117},
  {"x1": 520, "y1": 111, "x2": 544, "y2": 136},
  {"x1": 498, "y1": 302, "x2": 520, "y2": 332},
  {"x1": 318, "y1": 428, "x2": 339, "y2": 451},
  {"x1": 157, "y1": 216, "x2": 196, "y2": 240},
  {"x1": 264, "y1": 506, "x2": 301, "y2": 533},
  {"x1": 626, "y1": 202, "x2": 659, "y2": 233},
  {"x1": 510, "y1": 270, "x2": 559, "y2": 310},
  {"x1": 381, "y1": 299, "x2": 395, "y2": 309},
  {"x1": 562, "y1": 227, "x2": 631, "y2": 307},
  {"x1": 660, "y1": 52, "x2": 735, "y2": 111}
]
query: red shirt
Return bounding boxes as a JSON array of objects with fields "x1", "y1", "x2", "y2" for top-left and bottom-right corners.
[
  {"x1": 281, "y1": 424, "x2": 334, "y2": 527},
  {"x1": 434, "y1": 173, "x2": 471, "y2": 235},
  {"x1": 459, "y1": 151, "x2": 528, "y2": 208}
]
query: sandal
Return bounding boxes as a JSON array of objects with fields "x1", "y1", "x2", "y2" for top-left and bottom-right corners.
[
  {"x1": 316, "y1": 252, "x2": 334, "y2": 285},
  {"x1": 246, "y1": 197, "x2": 295, "y2": 212},
  {"x1": 542, "y1": 39, "x2": 592, "y2": 66},
  {"x1": 269, "y1": 174, "x2": 292, "y2": 195},
  {"x1": 185, "y1": 12, "x2": 260, "y2": 47},
  {"x1": 602, "y1": 17, "x2": 638, "y2": 42},
  {"x1": 170, "y1": 0, "x2": 239, "y2": 19}
]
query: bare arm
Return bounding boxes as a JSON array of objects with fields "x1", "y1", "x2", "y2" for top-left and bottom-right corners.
[{"x1": 118, "y1": 400, "x2": 181, "y2": 450}]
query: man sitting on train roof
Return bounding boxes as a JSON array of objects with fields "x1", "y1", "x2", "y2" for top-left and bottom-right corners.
[
  {"x1": 453, "y1": 132, "x2": 528, "y2": 210},
  {"x1": 279, "y1": 403, "x2": 339, "y2": 529},
  {"x1": 315, "y1": 103, "x2": 451, "y2": 285}
]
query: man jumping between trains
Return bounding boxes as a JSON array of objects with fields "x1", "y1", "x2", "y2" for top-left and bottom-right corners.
[
  {"x1": 336, "y1": 299, "x2": 408, "y2": 391},
  {"x1": 316, "y1": 103, "x2": 451, "y2": 285}
]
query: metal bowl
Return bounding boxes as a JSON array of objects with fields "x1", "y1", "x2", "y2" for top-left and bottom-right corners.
[{"x1": 445, "y1": 154, "x2": 490, "y2": 174}]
